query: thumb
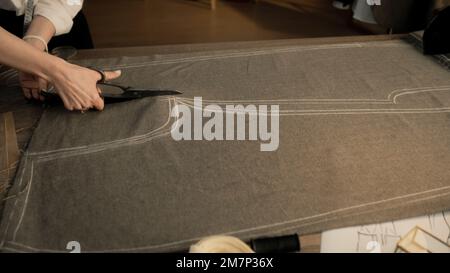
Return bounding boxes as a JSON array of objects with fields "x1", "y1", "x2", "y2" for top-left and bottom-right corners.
[{"x1": 104, "y1": 70, "x2": 122, "y2": 81}]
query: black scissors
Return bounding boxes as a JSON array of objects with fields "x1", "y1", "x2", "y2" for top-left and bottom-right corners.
[{"x1": 41, "y1": 68, "x2": 182, "y2": 104}]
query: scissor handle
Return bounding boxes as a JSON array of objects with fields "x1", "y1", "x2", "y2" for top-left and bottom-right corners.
[{"x1": 88, "y1": 67, "x2": 107, "y2": 83}]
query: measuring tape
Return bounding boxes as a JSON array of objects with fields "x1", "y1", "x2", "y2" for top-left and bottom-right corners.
[{"x1": 23, "y1": 0, "x2": 35, "y2": 34}]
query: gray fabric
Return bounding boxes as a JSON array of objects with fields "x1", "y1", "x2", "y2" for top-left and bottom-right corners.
[{"x1": 1, "y1": 38, "x2": 450, "y2": 252}]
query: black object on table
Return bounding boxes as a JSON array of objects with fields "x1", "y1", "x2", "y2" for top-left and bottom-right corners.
[
  {"x1": 250, "y1": 234, "x2": 301, "y2": 253},
  {"x1": 423, "y1": 6, "x2": 450, "y2": 55}
]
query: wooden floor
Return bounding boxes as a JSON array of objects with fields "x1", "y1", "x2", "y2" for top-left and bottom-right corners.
[{"x1": 83, "y1": 0, "x2": 367, "y2": 48}]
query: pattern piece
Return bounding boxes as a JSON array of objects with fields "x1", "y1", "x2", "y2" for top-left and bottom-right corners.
[{"x1": 1, "y1": 38, "x2": 450, "y2": 252}]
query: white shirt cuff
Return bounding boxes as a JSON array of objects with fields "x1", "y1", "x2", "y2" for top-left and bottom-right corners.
[{"x1": 33, "y1": 0, "x2": 83, "y2": 36}]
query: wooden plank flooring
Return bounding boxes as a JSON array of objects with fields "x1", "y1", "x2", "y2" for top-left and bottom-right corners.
[{"x1": 83, "y1": 0, "x2": 367, "y2": 48}]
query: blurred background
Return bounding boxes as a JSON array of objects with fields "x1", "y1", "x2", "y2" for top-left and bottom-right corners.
[{"x1": 82, "y1": 0, "x2": 449, "y2": 48}]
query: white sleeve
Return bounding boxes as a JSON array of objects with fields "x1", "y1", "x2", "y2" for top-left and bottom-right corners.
[{"x1": 34, "y1": 0, "x2": 84, "y2": 36}]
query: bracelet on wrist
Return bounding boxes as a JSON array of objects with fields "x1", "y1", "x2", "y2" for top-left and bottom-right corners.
[{"x1": 23, "y1": 35, "x2": 49, "y2": 53}]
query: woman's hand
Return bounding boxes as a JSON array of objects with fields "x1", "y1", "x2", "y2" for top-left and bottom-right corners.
[
  {"x1": 47, "y1": 59, "x2": 121, "y2": 111},
  {"x1": 20, "y1": 60, "x2": 122, "y2": 111},
  {"x1": 18, "y1": 13, "x2": 123, "y2": 111},
  {"x1": 0, "y1": 26, "x2": 121, "y2": 111},
  {"x1": 19, "y1": 71, "x2": 48, "y2": 101},
  {"x1": 19, "y1": 33, "x2": 122, "y2": 111}
]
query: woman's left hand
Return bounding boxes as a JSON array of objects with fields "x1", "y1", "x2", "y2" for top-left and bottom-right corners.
[{"x1": 19, "y1": 71, "x2": 48, "y2": 101}]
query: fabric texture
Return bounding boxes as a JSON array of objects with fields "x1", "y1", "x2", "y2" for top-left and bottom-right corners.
[{"x1": 1, "y1": 37, "x2": 450, "y2": 252}]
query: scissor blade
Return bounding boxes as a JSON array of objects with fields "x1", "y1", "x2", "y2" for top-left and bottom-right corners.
[
  {"x1": 41, "y1": 88, "x2": 182, "y2": 105},
  {"x1": 107, "y1": 89, "x2": 183, "y2": 99},
  {"x1": 102, "y1": 90, "x2": 182, "y2": 103}
]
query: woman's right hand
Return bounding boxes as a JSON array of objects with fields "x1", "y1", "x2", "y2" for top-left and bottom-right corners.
[
  {"x1": 47, "y1": 58, "x2": 121, "y2": 111},
  {"x1": 0, "y1": 27, "x2": 122, "y2": 111}
]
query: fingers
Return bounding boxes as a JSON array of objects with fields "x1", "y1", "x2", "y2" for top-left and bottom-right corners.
[
  {"x1": 92, "y1": 96, "x2": 104, "y2": 111},
  {"x1": 50, "y1": 65, "x2": 119, "y2": 112},
  {"x1": 21, "y1": 81, "x2": 40, "y2": 100},
  {"x1": 38, "y1": 78, "x2": 49, "y2": 101},
  {"x1": 31, "y1": 89, "x2": 41, "y2": 101},
  {"x1": 77, "y1": 85, "x2": 103, "y2": 111},
  {"x1": 58, "y1": 85, "x2": 103, "y2": 112},
  {"x1": 30, "y1": 78, "x2": 49, "y2": 101},
  {"x1": 22, "y1": 88, "x2": 32, "y2": 100},
  {"x1": 103, "y1": 70, "x2": 122, "y2": 81},
  {"x1": 67, "y1": 88, "x2": 90, "y2": 111},
  {"x1": 58, "y1": 91, "x2": 73, "y2": 111},
  {"x1": 92, "y1": 86, "x2": 104, "y2": 111},
  {"x1": 20, "y1": 72, "x2": 48, "y2": 101},
  {"x1": 21, "y1": 80, "x2": 40, "y2": 89}
]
